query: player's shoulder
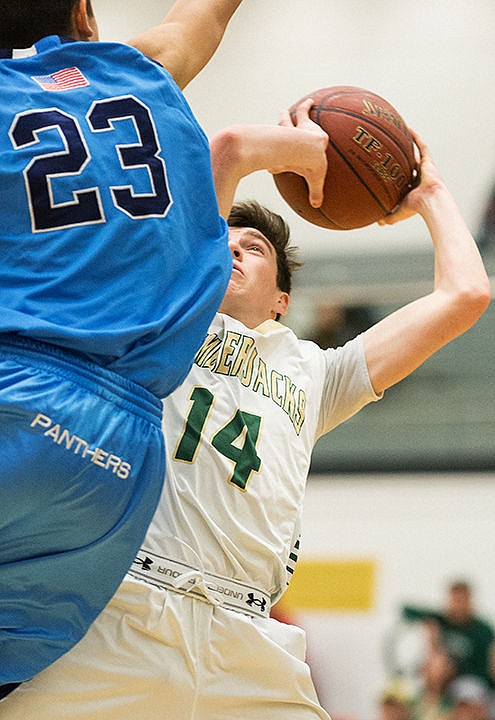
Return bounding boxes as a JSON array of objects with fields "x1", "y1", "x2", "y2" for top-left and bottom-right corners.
[
  {"x1": 48, "y1": 36, "x2": 167, "y2": 72},
  {"x1": 81, "y1": 39, "x2": 164, "y2": 69}
]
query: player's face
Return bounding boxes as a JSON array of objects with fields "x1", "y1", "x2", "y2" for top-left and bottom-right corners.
[{"x1": 219, "y1": 227, "x2": 289, "y2": 328}]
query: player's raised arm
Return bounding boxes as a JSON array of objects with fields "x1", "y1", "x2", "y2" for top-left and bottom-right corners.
[
  {"x1": 363, "y1": 131, "x2": 491, "y2": 395},
  {"x1": 128, "y1": 0, "x2": 243, "y2": 89},
  {"x1": 210, "y1": 99, "x2": 329, "y2": 218}
]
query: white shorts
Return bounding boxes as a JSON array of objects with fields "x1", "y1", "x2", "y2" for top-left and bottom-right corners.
[{"x1": 1, "y1": 576, "x2": 330, "y2": 720}]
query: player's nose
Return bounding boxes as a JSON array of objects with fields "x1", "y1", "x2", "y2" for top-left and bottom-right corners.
[{"x1": 228, "y1": 238, "x2": 243, "y2": 260}]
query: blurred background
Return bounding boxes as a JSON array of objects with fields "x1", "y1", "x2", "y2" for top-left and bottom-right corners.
[{"x1": 97, "y1": 2, "x2": 495, "y2": 717}]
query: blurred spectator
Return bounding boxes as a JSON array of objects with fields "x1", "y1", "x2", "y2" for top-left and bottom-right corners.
[
  {"x1": 401, "y1": 581, "x2": 495, "y2": 688},
  {"x1": 307, "y1": 302, "x2": 374, "y2": 349},
  {"x1": 380, "y1": 682, "x2": 413, "y2": 720},
  {"x1": 410, "y1": 647, "x2": 457, "y2": 720},
  {"x1": 449, "y1": 675, "x2": 491, "y2": 720}
]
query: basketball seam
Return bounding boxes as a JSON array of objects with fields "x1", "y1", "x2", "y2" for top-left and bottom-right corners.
[
  {"x1": 315, "y1": 206, "x2": 345, "y2": 229},
  {"x1": 314, "y1": 107, "x2": 415, "y2": 170},
  {"x1": 307, "y1": 87, "x2": 412, "y2": 156},
  {"x1": 308, "y1": 87, "x2": 373, "y2": 105},
  {"x1": 316, "y1": 106, "x2": 415, "y2": 211},
  {"x1": 323, "y1": 133, "x2": 389, "y2": 217}
]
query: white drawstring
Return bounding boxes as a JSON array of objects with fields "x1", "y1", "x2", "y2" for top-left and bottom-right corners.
[{"x1": 169, "y1": 539, "x2": 223, "y2": 606}]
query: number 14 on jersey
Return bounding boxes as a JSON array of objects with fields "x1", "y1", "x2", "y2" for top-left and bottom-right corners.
[{"x1": 174, "y1": 387, "x2": 262, "y2": 492}]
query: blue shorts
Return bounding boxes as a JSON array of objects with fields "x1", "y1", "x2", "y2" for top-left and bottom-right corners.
[{"x1": 0, "y1": 335, "x2": 165, "y2": 684}]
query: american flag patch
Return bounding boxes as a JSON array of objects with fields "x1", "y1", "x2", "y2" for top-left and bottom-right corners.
[{"x1": 31, "y1": 66, "x2": 89, "y2": 92}]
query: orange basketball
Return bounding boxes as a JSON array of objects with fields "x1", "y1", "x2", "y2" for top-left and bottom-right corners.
[{"x1": 274, "y1": 86, "x2": 419, "y2": 230}]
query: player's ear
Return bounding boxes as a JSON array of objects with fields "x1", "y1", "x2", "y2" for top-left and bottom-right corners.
[
  {"x1": 274, "y1": 291, "x2": 290, "y2": 318},
  {"x1": 71, "y1": 0, "x2": 96, "y2": 41}
]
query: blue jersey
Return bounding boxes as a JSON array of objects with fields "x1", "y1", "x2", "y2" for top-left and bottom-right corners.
[{"x1": 0, "y1": 36, "x2": 231, "y2": 398}]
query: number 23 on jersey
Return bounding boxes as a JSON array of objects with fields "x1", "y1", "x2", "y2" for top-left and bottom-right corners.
[{"x1": 9, "y1": 94, "x2": 171, "y2": 232}]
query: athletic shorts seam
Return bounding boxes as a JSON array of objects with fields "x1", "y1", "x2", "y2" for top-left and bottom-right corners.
[{"x1": 0, "y1": 347, "x2": 162, "y2": 426}]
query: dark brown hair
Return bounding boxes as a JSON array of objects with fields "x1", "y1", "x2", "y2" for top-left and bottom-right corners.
[
  {"x1": 227, "y1": 200, "x2": 302, "y2": 295},
  {"x1": 0, "y1": 1, "x2": 94, "y2": 48}
]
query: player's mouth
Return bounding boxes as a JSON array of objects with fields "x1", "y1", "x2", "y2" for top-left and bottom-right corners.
[{"x1": 232, "y1": 262, "x2": 243, "y2": 276}]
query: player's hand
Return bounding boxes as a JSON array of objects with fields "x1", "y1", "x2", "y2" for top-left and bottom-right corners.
[
  {"x1": 277, "y1": 98, "x2": 328, "y2": 208},
  {"x1": 378, "y1": 129, "x2": 446, "y2": 225}
]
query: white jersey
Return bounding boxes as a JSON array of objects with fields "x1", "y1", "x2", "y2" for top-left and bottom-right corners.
[{"x1": 139, "y1": 313, "x2": 381, "y2": 605}]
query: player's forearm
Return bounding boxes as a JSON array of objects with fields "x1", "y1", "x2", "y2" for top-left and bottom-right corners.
[
  {"x1": 129, "y1": 0, "x2": 243, "y2": 89},
  {"x1": 365, "y1": 132, "x2": 490, "y2": 395},
  {"x1": 422, "y1": 185, "x2": 490, "y2": 333},
  {"x1": 364, "y1": 203, "x2": 489, "y2": 395},
  {"x1": 210, "y1": 124, "x2": 305, "y2": 218},
  {"x1": 210, "y1": 123, "x2": 327, "y2": 218},
  {"x1": 381, "y1": 132, "x2": 490, "y2": 333}
]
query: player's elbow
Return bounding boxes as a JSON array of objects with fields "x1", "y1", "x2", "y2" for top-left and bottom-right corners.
[
  {"x1": 452, "y1": 278, "x2": 491, "y2": 329},
  {"x1": 210, "y1": 126, "x2": 257, "y2": 181},
  {"x1": 210, "y1": 127, "x2": 244, "y2": 167},
  {"x1": 465, "y1": 275, "x2": 491, "y2": 318},
  {"x1": 210, "y1": 127, "x2": 250, "y2": 219}
]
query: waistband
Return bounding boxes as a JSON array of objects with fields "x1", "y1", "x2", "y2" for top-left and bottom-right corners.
[
  {"x1": 0, "y1": 333, "x2": 162, "y2": 425},
  {"x1": 128, "y1": 551, "x2": 271, "y2": 620}
]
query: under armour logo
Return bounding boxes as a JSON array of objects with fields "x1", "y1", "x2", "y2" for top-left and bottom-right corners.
[
  {"x1": 134, "y1": 555, "x2": 154, "y2": 572},
  {"x1": 246, "y1": 593, "x2": 267, "y2": 613}
]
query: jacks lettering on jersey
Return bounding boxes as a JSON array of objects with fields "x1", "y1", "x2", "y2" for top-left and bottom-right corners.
[
  {"x1": 194, "y1": 330, "x2": 306, "y2": 435},
  {"x1": 30, "y1": 412, "x2": 131, "y2": 479}
]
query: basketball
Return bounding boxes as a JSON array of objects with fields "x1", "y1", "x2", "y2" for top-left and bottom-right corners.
[{"x1": 273, "y1": 86, "x2": 419, "y2": 230}]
